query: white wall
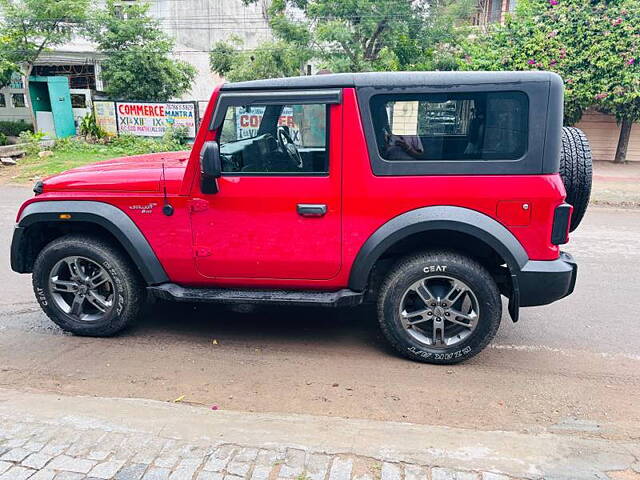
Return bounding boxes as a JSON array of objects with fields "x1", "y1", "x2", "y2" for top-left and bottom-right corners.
[
  {"x1": 0, "y1": 85, "x2": 30, "y2": 123},
  {"x1": 148, "y1": 0, "x2": 273, "y2": 103}
]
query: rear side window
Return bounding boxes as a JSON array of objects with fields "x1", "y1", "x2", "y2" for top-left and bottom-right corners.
[{"x1": 370, "y1": 91, "x2": 528, "y2": 161}]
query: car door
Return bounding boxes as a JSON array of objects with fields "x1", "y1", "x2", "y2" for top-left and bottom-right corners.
[{"x1": 190, "y1": 90, "x2": 342, "y2": 282}]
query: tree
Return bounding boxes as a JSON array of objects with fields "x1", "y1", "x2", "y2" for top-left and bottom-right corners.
[
  {"x1": 0, "y1": 33, "x2": 18, "y2": 88},
  {"x1": 0, "y1": 56, "x2": 16, "y2": 90},
  {"x1": 210, "y1": 37, "x2": 308, "y2": 83},
  {"x1": 0, "y1": 0, "x2": 89, "y2": 127},
  {"x1": 88, "y1": 0, "x2": 196, "y2": 101},
  {"x1": 462, "y1": 0, "x2": 640, "y2": 163},
  {"x1": 209, "y1": 0, "x2": 475, "y2": 81}
]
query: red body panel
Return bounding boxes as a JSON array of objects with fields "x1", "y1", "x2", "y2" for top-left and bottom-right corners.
[
  {"x1": 18, "y1": 85, "x2": 566, "y2": 290},
  {"x1": 41, "y1": 151, "x2": 190, "y2": 194},
  {"x1": 338, "y1": 88, "x2": 565, "y2": 269}
]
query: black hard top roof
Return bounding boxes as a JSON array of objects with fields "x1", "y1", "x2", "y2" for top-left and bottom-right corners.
[{"x1": 221, "y1": 71, "x2": 561, "y2": 91}]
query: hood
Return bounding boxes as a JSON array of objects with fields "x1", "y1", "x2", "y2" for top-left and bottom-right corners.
[{"x1": 42, "y1": 151, "x2": 190, "y2": 193}]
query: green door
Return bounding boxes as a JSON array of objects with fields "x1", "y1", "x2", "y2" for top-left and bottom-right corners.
[{"x1": 47, "y1": 77, "x2": 76, "y2": 138}]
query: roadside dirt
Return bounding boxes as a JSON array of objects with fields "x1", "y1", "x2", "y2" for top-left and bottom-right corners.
[
  {"x1": 1, "y1": 302, "x2": 639, "y2": 442},
  {"x1": 591, "y1": 161, "x2": 640, "y2": 208},
  {"x1": 0, "y1": 163, "x2": 25, "y2": 184},
  {"x1": 1, "y1": 188, "x2": 639, "y2": 443}
]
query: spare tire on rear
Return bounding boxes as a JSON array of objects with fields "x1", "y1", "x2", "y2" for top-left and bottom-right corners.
[{"x1": 559, "y1": 126, "x2": 592, "y2": 232}]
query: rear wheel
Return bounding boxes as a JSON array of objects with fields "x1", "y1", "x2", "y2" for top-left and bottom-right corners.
[
  {"x1": 377, "y1": 251, "x2": 501, "y2": 364},
  {"x1": 32, "y1": 235, "x2": 144, "y2": 336}
]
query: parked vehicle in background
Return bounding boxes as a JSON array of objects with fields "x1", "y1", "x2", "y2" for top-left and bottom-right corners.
[{"x1": 10, "y1": 72, "x2": 592, "y2": 364}]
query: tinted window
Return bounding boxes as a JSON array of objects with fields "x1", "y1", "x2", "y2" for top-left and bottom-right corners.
[
  {"x1": 370, "y1": 91, "x2": 528, "y2": 161},
  {"x1": 218, "y1": 103, "x2": 328, "y2": 174},
  {"x1": 0, "y1": 94, "x2": 5, "y2": 108}
]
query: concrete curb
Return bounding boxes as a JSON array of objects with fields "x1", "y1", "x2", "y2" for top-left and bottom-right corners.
[{"x1": 0, "y1": 389, "x2": 637, "y2": 479}]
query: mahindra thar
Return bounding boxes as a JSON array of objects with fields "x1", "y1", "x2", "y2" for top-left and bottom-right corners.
[{"x1": 11, "y1": 72, "x2": 592, "y2": 364}]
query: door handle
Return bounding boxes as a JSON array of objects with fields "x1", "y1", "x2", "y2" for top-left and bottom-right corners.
[{"x1": 297, "y1": 204, "x2": 327, "y2": 217}]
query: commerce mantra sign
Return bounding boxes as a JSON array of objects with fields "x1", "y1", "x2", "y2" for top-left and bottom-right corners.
[{"x1": 97, "y1": 101, "x2": 199, "y2": 138}]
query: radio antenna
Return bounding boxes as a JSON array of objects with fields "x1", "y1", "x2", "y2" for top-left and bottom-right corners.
[{"x1": 161, "y1": 161, "x2": 174, "y2": 216}]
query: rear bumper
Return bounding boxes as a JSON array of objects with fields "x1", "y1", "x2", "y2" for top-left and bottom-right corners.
[{"x1": 518, "y1": 251, "x2": 577, "y2": 307}]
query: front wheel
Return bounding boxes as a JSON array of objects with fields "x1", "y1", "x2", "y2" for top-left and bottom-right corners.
[
  {"x1": 32, "y1": 234, "x2": 144, "y2": 336},
  {"x1": 377, "y1": 250, "x2": 501, "y2": 364}
]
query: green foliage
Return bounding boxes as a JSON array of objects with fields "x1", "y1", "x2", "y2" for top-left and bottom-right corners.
[
  {"x1": 210, "y1": 38, "x2": 309, "y2": 82},
  {"x1": 52, "y1": 134, "x2": 186, "y2": 158},
  {"x1": 0, "y1": 120, "x2": 32, "y2": 137},
  {"x1": 210, "y1": 0, "x2": 475, "y2": 81},
  {"x1": 209, "y1": 39, "x2": 238, "y2": 78},
  {"x1": 106, "y1": 134, "x2": 188, "y2": 155},
  {"x1": 88, "y1": 0, "x2": 196, "y2": 101},
  {"x1": 0, "y1": 132, "x2": 7, "y2": 146},
  {"x1": 0, "y1": 49, "x2": 16, "y2": 89},
  {"x1": 462, "y1": 0, "x2": 640, "y2": 125},
  {"x1": 18, "y1": 130, "x2": 45, "y2": 155},
  {"x1": 78, "y1": 111, "x2": 108, "y2": 141},
  {"x1": 162, "y1": 126, "x2": 189, "y2": 147},
  {"x1": 0, "y1": 0, "x2": 89, "y2": 126},
  {"x1": 0, "y1": 0, "x2": 89, "y2": 78}
]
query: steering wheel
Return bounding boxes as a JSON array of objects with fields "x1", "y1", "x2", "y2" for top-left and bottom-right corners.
[{"x1": 277, "y1": 127, "x2": 303, "y2": 168}]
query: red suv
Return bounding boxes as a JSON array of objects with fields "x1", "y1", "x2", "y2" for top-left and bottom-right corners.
[{"x1": 11, "y1": 72, "x2": 592, "y2": 364}]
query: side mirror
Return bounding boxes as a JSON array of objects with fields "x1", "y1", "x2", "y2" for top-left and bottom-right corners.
[{"x1": 200, "y1": 141, "x2": 221, "y2": 194}]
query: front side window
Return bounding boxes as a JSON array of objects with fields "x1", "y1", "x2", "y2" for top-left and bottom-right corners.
[
  {"x1": 218, "y1": 103, "x2": 328, "y2": 174},
  {"x1": 370, "y1": 91, "x2": 528, "y2": 161},
  {"x1": 0, "y1": 93, "x2": 5, "y2": 108}
]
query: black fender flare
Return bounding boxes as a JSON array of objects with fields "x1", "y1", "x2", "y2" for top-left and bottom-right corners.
[
  {"x1": 348, "y1": 206, "x2": 530, "y2": 319},
  {"x1": 12, "y1": 200, "x2": 169, "y2": 285}
]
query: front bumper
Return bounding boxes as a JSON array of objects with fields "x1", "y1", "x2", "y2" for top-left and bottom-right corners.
[{"x1": 517, "y1": 251, "x2": 577, "y2": 307}]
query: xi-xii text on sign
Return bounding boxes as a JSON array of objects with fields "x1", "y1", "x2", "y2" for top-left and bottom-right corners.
[{"x1": 116, "y1": 102, "x2": 197, "y2": 138}]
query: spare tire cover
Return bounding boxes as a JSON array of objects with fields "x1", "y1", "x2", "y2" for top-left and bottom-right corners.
[{"x1": 559, "y1": 126, "x2": 592, "y2": 232}]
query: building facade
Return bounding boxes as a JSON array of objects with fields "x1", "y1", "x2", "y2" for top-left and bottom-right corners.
[
  {"x1": 0, "y1": 0, "x2": 271, "y2": 129},
  {"x1": 147, "y1": 0, "x2": 271, "y2": 105},
  {"x1": 472, "y1": 0, "x2": 517, "y2": 27},
  {"x1": 0, "y1": 36, "x2": 102, "y2": 126}
]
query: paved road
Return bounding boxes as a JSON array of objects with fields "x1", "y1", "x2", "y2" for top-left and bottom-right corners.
[{"x1": 1, "y1": 186, "x2": 639, "y2": 440}]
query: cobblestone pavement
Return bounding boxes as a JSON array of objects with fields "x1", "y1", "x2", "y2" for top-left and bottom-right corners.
[
  {"x1": 0, "y1": 418, "x2": 517, "y2": 480},
  {"x1": 0, "y1": 390, "x2": 639, "y2": 480}
]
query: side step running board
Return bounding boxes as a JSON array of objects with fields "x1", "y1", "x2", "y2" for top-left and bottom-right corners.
[{"x1": 148, "y1": 283, "x2": 364, "y2": 308}]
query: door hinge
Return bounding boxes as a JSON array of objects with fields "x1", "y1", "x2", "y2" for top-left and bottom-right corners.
[
  {"x1": 195, "y1": 247, "x2": 212, "y2": 257},
  {"x1": 190, "y1": 198, "x2": 209, "y2": 213}
]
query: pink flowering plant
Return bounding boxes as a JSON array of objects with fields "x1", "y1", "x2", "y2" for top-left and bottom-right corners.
[{"x1": 461, "y1": 0, "x2": 639, "y2": 162}]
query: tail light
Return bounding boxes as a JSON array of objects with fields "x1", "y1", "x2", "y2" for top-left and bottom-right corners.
[{"x1": 551, "y1": 203, "x2": 572, "y2": 245}]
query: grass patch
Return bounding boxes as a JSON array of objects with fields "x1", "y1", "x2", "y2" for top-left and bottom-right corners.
[
  {"x1": 7, "y1": 133, "x2": 189, "y2": 183},
  {"x1": 14, "y1": 148, "x2": 125, "y2": 182}
]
